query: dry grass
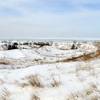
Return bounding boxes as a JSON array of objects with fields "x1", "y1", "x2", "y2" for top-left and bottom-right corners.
[
  {"x1": 51, "y1": 77, "x2": 61, "y2": 87},
  {"x1": 76, "y1": 63, "x2": 92, "y2": 72},
  {"x1": 0, "y1": 88, "x2": 10, "y2": 100},
  {"x1": 28, "y1": 75, "x2": 43, "y2": 88},
  {"x1": 31, "y1": 94, "x2": 40, "y2": 100},
  {"x1": 61, "y1": 50, "x2": 100, "y2": 63},
  {"x1": 0, "y1": 58, "x2": 10, "y2": 65},
  {"x1": 19, "y1": 75, "x2": 43, "y2": 88},
  {"x1": 94, "y1": 42, "x2": 100, "y2": 50},
  {"x1": 66, "y1": 83, "x2": 99, "y2": 100}
]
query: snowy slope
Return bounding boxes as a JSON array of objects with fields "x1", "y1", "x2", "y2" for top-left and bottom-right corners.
[
  {"x1": 0, "y1": 41, "x2": 99, "y2": 100},
  {"x1": 0, "y1": 41, "x2": 97, "y2": 68},
  {"x1": 0, "y1": 60, "x2": 100, "y2": 100}
]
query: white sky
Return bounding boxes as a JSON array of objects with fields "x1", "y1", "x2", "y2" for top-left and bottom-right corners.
[{"x1": 0, "y1": 0, "x2": 100, "y2": 39}]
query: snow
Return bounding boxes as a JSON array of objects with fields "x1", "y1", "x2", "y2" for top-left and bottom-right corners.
[
  {"x1": 0, "y1": 60, "x2": 100, "y2": 100},
  {"x1": 0, "y1": 40, "x2": 99, "y2": 100},
  {"x1": 0, "y1": 41, "x2": 97, "y2": 67}
]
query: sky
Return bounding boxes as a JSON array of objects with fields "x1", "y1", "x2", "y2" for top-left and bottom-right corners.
[{"x1": 0, "y1": 0, "x2": 100, "y2": 39}]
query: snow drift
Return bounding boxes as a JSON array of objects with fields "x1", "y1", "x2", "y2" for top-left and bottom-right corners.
[{"x1": 0, "y1": 40, "x2": 100, "y2": 100}]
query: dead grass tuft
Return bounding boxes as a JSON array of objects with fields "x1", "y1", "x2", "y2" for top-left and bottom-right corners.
[
  {"x1": 28, "y1": 75, "x2": 43, "y2": 88},
  {"x1": 31, "y1": 94, "x2": 40, "y2": 100},
  {"x1": 51, "y1": 76, "x2": 61, "y2": 87},
  {"x1": 0, "y1": 88, "x2": 10, "y2": 100}
]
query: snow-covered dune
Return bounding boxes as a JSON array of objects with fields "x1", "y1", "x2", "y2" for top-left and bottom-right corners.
[
  {"x1": 0, "y1": 40, "x2": 100, "y2": 100},
  {"x1": 0, "y1": 41, "x2": 98, "y2": 68}
]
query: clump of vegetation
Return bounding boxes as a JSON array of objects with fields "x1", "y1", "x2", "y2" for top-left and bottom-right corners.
[
  {"x1": 8, "y1": 42, "x2": 18, "y2": 50},
  {"x1": 28, "y1": 75, "x2": 43, "y2": 88},
  {"x1": 34, "y1": 42, "x2": 51, "y2": 47},
  {"x1": 51, "y1": 76, "x2": 61, "y2": 87},
  {"x1": 0, "y1": 88, "x2": 10, "y2": 100},
  {"x1": 31, "y1": 94, "x2": 40, "y2": 100}
]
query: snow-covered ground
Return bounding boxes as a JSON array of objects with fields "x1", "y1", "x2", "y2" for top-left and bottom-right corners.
[{"x1": 0, "y1": 40, "x2": 100, "y2": 100}]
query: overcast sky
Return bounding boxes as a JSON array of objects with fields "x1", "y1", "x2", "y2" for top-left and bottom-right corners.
[{"x1": 0, "y1": 0, "x2": 100, "y2": 39}]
